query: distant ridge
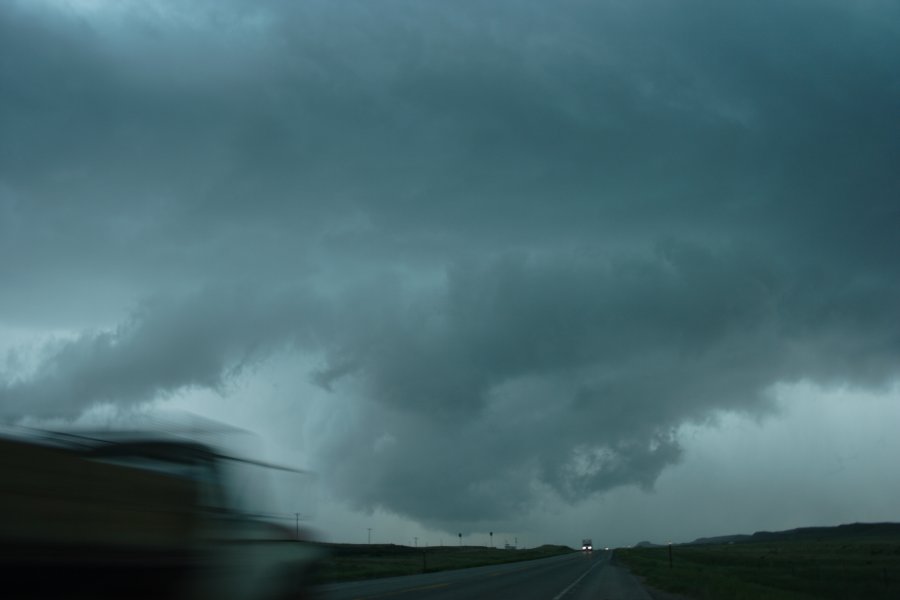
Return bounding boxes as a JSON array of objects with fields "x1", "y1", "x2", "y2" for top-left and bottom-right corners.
[
  {"x1": 689, "y1": 533, "x2": 751, "y2": 545},
  {"x1": 688, "y1": 522, "x2": 900, "y2": 546}
]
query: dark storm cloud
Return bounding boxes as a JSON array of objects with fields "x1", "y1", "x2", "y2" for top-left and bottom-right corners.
[
  {"x1": 1, "y1": 0, "x2": 899, "y2": 529},
  {"x1": 1, "y1": 286, "x2": 325, "y2": 417},
  {"x1": 318, "y1": 243, "x2": 900, "y2": 526}
]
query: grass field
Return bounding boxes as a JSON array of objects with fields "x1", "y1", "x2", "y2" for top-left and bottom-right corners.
[
  {"x1": 313, "y1": 543, "x2": 573, "y2": 583},
  {"x1": 616, "y1": 537, "x2": 900, "y2": 599}
]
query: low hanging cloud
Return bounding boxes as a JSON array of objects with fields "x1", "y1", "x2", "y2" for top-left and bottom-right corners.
[
  {"x1": 8, "y1": 239, "x2": 897, "y2": 528},
  {"x1": 1, "y1": 287, "x2": 326, "y2": 418},
  {"x1": 1, "y1": 0, "x2": 899, "y2": 530},
  {"x1": 3, "y1": 243, "x2": 900, "y2": 527},
  {"x1": 314, "y1": 244, "x2": 900, "y2": 526}
]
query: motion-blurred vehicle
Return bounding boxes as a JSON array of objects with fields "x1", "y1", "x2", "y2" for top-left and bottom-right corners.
[
  {"x1": 581, "y1": 538, "x2": 592, "y2": 552},
  {"x1": 0, "y1": 427, "x2": 324, "y2": 599}
]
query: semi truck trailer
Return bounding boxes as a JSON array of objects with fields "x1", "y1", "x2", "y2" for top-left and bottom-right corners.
[{"x1": 0, "y1": 428, "x2": 323, "y2": 599}]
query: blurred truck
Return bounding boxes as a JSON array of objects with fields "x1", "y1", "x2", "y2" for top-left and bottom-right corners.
[
  {"x1": 581, "y1": 538, "x2": 593, "y2": 552},
  {"x1": 0, "y1": 428, "x2": 324, "y2": 599}
]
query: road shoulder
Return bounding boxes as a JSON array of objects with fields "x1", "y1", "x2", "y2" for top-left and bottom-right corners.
[{"x1": 639, "y1": 578, "x2": 694, "y2": 600}]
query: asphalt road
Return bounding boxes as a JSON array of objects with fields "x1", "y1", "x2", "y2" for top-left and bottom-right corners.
[{"x1": 316, "y1": 550, "x2": 652, "y2": 600}]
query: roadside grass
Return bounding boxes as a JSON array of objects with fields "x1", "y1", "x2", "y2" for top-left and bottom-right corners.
[
  {"x1": 616, "y1": 538, "x2": 900, "y2": 600},
  {"x1": 313, "y1": 543, "x2": 573, "y2": 583}
]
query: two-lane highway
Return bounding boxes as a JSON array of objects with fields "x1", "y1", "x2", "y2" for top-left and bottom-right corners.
[{"x1": 317, "y1": 550, "x2": 652, "y2": 600}]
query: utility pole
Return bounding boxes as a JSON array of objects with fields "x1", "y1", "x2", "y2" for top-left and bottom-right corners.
[
  {"x1": 368, "y1": 528, "x2": 372, "y2": 545},
  {"x1": 414, "y1": 536, "x2": 418, "y2": 548},
  {"x1": 490, "y1": 531, "x2": 493, "y2": 548},
  {"x1": 295, "y1": 513, "x2": 300, "y2": 538}
]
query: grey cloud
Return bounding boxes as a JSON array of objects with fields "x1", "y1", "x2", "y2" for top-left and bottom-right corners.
[
  {"x1": 1, "y1": 286, "x2": 325, "y2": 418},
  {"x1": 5, "y1": 1, "x2": 897, "y2": 244},
  {"x1": 1, "y1": 0, "x2": 899, "y2": 531},
  {"x1": 315, "y1": 242, "x2": 900, "y2": 526}
]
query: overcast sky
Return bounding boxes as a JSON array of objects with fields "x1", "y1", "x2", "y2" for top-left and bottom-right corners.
[{"x1": 2, "y1": 0, "x2": 899, "y2": 548}]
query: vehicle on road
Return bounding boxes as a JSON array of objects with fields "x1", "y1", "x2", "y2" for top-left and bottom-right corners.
[
  {"x1": 0, "y1": 427, "x2": 324, "y2": 599},
  {"x1": 582, "y1": 538, "x2": 593, "y2": 552}
]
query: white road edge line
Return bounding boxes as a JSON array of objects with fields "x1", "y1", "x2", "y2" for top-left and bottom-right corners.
[{"x1": 551, "y1": 557, "x2": 605, "y2": 600}]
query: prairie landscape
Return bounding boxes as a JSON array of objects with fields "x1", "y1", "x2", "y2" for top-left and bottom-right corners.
[
  {"x1": 314, "y1": 544, "x2": 573, "y2": 583},
  {"x1": 616, "y1": 524, "x2": 900, "y2": 600}
]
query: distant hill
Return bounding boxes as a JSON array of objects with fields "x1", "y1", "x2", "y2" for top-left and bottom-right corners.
[
  {"x1": 687, "y1": 522, "x2": 900, "y2": 546},
  {"x1": 689, "y1": 534, "x2": 751, "y2": 545}
]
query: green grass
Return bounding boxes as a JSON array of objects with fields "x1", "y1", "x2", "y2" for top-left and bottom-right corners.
[
  {"x1": 615, "y1": 538, "x2": 900, "y2": 600},
  {"x1": 313, "y1": 544, "x2": 573, "y2": 583}
]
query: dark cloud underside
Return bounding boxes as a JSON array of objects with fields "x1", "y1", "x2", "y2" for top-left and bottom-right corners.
[{"x1": 1, "y1": 0, "x2": 899, "y2": 528}]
